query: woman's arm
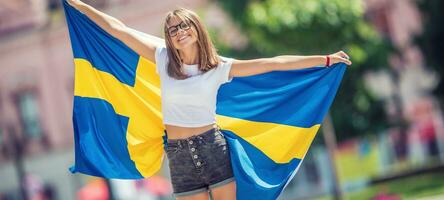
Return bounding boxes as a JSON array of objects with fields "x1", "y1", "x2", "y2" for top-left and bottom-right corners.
[
  {"x1": 230, "y1": 51, "x2": 352, "y2": 78},
  {"x1": 66, "y1": 0, "x2": 158, "y2": 61}
]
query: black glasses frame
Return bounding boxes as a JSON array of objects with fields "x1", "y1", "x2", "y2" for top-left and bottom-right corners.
[{"x1": 167, "y1": 21, "x2": 191, "y2": 37}]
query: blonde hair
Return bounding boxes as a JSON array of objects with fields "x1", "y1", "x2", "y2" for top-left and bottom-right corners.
[{"x1": 163, "y1": 8, "x2": 220, "y2": 80}]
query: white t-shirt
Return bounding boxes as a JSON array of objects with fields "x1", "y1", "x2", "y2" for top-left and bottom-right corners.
[{"x1": 154, "y1": 46, "x2": 234, "y2": 127}]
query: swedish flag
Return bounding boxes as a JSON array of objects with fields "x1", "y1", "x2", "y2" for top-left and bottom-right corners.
[{"x1": 63, "y1": 1, "x2": 346, "y2": 199}]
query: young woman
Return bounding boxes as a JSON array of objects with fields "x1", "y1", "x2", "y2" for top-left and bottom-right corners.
[{"x1": 66, "y1": 1, "x2": 351, "y2": 199}]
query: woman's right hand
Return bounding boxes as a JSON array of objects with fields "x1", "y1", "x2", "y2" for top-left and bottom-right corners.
[
  {"x1": 63, "y1": 0, "x2": 157, "y2": 61},
  {"x1": 66, "y1": 0, "x2": 83, "y2": 7}
]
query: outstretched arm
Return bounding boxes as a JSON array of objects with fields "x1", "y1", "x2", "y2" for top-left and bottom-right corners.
[
  {"x1": 66, "y1": 0, "x2": 160, "y2": 62},
  {"x1": 230, "y1": 51, "x2": 352, "y2": 78}
]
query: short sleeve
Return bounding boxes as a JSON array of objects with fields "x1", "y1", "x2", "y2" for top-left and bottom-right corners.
[
  {"x1": 154, "y1": 46, "x2": 167, "y2": 75},
  {"x1": 217, "y1": 57, "x2": 234, "y2": 84}
]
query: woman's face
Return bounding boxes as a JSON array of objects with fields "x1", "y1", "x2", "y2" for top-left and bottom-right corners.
[{"x1": 167, "y1": 17, "x2": 198, "y2": 50}]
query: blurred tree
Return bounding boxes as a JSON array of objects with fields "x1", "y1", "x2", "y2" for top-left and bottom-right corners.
[
  {"x1": 415, "y1": 0, "x2": 444, "y2": 106},
  {"x1": 215, "y1": 0, "x2": 393, "y2": 141}
]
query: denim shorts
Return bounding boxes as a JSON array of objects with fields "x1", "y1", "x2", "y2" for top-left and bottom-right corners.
[{"x1": 164, "y1": 124, "x2": 235, "y2": 197}]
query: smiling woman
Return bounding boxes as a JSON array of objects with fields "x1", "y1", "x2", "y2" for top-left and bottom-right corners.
[{"x1": 65, "y1": 0, "x2": 351, "y2": 199}]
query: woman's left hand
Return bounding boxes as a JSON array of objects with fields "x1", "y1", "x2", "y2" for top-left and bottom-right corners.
[{"x1": 328, "y1": 51, "x2": 352, "y2": 66}]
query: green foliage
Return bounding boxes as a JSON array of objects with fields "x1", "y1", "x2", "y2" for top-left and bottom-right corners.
[
  {"x1": 215, "y1": 0, "x2": 393, "y2": 140},
  {"x1": 346, "y1": 172, "x2": 444, "y2": 199}
]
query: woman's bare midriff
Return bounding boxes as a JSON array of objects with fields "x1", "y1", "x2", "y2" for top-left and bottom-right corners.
[{"x1": 165, "y1": 123, "x2": 215, "y2": 139}]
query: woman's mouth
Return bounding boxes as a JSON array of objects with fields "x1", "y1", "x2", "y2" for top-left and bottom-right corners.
[{"x1": 178, "y1": 35, "x2": 189, "y2": 42}]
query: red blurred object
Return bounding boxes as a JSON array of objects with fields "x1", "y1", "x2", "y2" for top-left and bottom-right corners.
[
  {"x1": 77, "y1": 179, "x2": 109, "y2": 200},
  {"x1": 372, "y1": 191, "x2": 401, "y2": 200},
  {"x1": 143, "y1": 176, "x2": 173, "y2": 196}
]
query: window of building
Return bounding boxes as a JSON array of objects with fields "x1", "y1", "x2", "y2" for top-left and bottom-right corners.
[
  {"x1": 16, "y1": 92, "x2": 42, "y2": 139},
  {"x1": 0, "y1": 127, "x2": 3, "y2": 146}
]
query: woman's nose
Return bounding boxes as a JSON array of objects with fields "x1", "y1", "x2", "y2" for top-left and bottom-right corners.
[{"x1": 177, "y1": 28, "x2": 187, "y2": 36}]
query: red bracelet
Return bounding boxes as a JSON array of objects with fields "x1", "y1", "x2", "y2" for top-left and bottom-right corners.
[{"x1": 325, "y1": 56, "x2": 330, "y2": 67}]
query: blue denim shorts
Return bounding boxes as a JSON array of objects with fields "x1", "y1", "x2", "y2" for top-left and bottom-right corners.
[{"x1": 164, "y1": 125, "x2": 235, "y2": 197}]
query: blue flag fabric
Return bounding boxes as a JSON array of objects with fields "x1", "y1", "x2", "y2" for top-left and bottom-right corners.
[{"x1": 63, "y1": 1, "x2": 346, "y2": 199}]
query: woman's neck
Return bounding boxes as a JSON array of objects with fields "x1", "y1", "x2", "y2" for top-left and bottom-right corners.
[{"x1": 178, "y1": 44, "x2": 199, "y2": 65}]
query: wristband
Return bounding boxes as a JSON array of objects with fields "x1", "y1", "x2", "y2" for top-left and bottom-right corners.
[{"x1": 325, "y1": 56, "x2": 331, "y2": 67}]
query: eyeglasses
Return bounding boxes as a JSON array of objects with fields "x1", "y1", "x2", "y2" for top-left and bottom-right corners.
[{"x1": 167, "y1": 21, "x2": 191, "y2": 37}]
